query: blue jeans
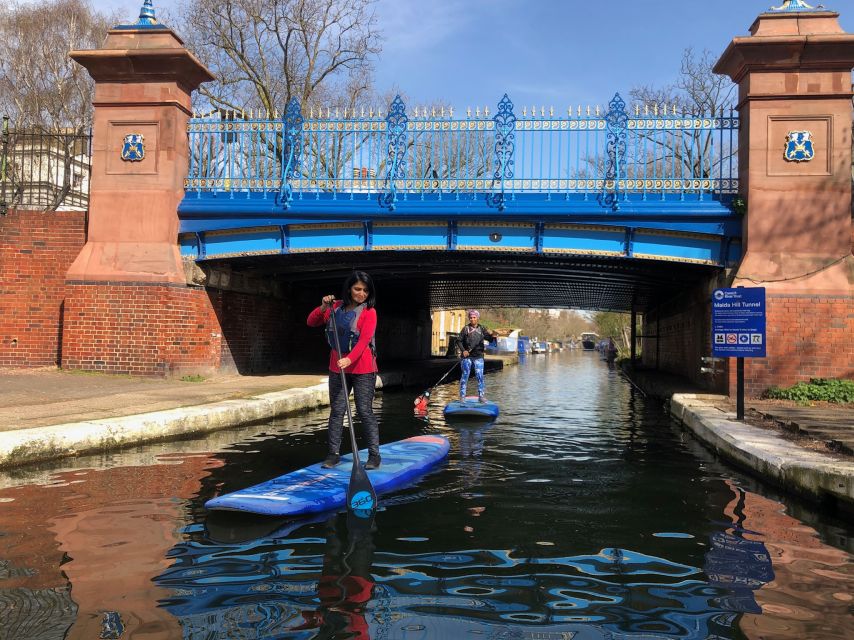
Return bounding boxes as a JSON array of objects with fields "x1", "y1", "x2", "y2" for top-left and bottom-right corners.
[{"x1": 459, "y1": 357, "x2": 485, "y2": 398}]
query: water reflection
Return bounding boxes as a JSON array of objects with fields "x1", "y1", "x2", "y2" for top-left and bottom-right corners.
[{"x1": 157, "y1": 502, "x2": 778, "y2": 639}]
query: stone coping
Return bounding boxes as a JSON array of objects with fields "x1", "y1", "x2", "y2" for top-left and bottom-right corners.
[
  {"x1": 0, "y1": 358, "x2": 513, "y2": 470},
  {"x1": 671, "y1": 393, "x2": 854, "y2": 513}
]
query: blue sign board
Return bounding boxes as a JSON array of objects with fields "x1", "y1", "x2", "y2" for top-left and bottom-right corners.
[{"x1": 712, "y1": 287, "x2": 766, "y2": 358}]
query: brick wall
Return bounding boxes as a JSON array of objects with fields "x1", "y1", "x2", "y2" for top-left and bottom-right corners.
[
  {"x1": 61, "y1": 282, "x2": 222, "y2": 375},
  {"x1": 643, "y1": 285, "x2": 854, "y2": 397},
  {"x1": 641, "y1": 282, "x2": 722, "y2": 392},
  {"x1": 208, "y1": 289, "x2": 288, "y2": 373},
  {"x1": 0, "y1": 209, "x2": 86, "y2": 368},
  {"x1": 59, "y1": 283, "x2": 289, "y2": 376},
  {"x1": 735, "y1": 294, "x2": 854, "y2": 397}
]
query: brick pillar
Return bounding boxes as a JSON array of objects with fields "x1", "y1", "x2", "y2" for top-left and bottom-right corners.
[
  {"x1": 61, "y1": 10, "x2": 220, "y2": 375},
  {"x1": 715, "y1": 7, "x2": 854, "y2": 394}
]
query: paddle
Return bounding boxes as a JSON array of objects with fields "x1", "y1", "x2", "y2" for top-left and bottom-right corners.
[
  {"x1": 328, "y1": 300, "x2": 377, "y2": 519},
  {"x1": 414, "y1": 360, "x2": 460, "y2": 410}
]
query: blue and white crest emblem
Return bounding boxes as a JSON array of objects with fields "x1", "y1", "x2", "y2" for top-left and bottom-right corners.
[
  {"x1": 121, "y1": 133, "x2": 145, "y2": 162},
  {"x1": 784, "y1": 130, "x2": 814, "y2": 162}
]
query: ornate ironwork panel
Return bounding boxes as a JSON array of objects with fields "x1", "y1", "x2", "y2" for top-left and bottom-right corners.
[
  {"x1": 277, "y1": 98, "x2": 304, "y2": 209},
  {"x1": 599, "y1": 93, "x2": 628, "y2": 211},
  {"x1": 486, "y1": 94, "x2": 517, "y2": 212},
  {"x1": 378, "y1": 95, "x2": 408, "y2": 211}
]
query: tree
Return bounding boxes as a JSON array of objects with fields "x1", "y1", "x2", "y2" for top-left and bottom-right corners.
[
  {"x1": 627, "y1": 48, "x2": 738, "y2": 185},
  {"x1": 0, "y1": 0, "x2": 115, "y2": 212},
  {"x1": 479, "y1": 308, "x2": 594, "y2": 342},
  {"x1": 0, "y1": 0, "x2": 115, "y2": 131},
  {"x1": 178, "y1": 0, "x2": 381, "y2": 115},
  {"x1": 594, "y1": 311, "x2": 642, "y2": 356},
  {"x1": 630, "y1": 48, "x2": 736, "y2": 117},
  {"x1": 179, "y1": 0, "x2": 382, "y2": 194}
]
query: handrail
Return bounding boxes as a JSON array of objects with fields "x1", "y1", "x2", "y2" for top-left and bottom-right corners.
[{"x1": 184, "y1": 94, "x2": 739, "y2": 210}]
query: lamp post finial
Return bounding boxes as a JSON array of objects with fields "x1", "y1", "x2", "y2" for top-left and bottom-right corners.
[
  {"x1": 137, "y1": 0, "x2": 157, "y2": 25},
  {"x1": 769, "y1": 1, "x2": 822, "y2": 12}
]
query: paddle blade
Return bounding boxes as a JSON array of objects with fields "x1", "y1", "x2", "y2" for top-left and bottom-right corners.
[
  {"x1": 346, "y1": 505, "x2": 376, "y2": 540},
  {"x1": 414, "y1": 395, "x2": 428, "y2": 413},
  {"x1": 346, "y1": 458, "x2": 377, "y2": 519}
]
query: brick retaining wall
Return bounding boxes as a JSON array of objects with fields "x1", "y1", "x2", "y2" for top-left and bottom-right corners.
[
  {"x1": 61, "y1": 282, "x2": 222, "y2": 375},
  {"x1": 643, "y1": 284, "x2": 854, "y2": 397},
  {"x1": 641, "y1": 282, "x2": 721, "y2": 392},
  {"x1": 0, "y1": 209, "x2": 86, "y2": 368},
  {"x1": 734, "y1": 294, "x2": 854, "y2": 397},
  {"x1": 60, "y1": 283, "x2": 289, "y2": 376}
]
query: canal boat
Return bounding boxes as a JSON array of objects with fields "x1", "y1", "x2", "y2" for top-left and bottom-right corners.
[
  {"x1": 205, "y1": 435, "x2": 450, "y2": 516},
  {"x1": 444, "y1": 397, "x2": 500, "y2": 419},
  {"x1": 581, "y1": 332, "x2": 599, "y2": 351},
  {"x1": 531, "y1": 341, "x2": 548, "y2": 354}
]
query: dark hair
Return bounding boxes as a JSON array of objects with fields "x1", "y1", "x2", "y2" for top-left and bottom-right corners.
[{"x1": 341, "y1": 270, "x2": 376, "y2": 309}]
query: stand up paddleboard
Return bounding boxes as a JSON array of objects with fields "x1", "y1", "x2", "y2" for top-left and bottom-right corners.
[
  {"x1": 444, "y1": 397, "x2": 500, "y2": 419},
  {"x1": 205, "y1": 435, "x2": 450, "y2": 516}
]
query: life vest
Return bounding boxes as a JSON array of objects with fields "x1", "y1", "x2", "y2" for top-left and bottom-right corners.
[{"x1": 326, "y1": 303, "x2": 376, "y2": 356}]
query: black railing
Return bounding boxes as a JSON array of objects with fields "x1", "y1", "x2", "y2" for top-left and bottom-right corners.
[{"x1": 0, "y1": 116, "x2": 92, "y2": 215}]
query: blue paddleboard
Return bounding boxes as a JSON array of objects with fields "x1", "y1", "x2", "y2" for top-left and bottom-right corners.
[
  {"x1": 205, "y1": 435, "x2": 450, "y2": 516},
  {"x1": 444, "y1": 397, "x2": 500, "y2": 419}
]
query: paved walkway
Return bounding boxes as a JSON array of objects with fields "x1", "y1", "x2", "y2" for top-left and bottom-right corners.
[
  {"x1": 0, "y1": 358, "x2": 510, "y2": 469},
  {"x1": 624, "y1": 365, "x2": 853, "y2": 513},
  {"x1": 623, "y1": 365, "x2": 853, "y2": 461},
  {"x1": 0, "y1": 367, "x2": 329, "y2": 432}
]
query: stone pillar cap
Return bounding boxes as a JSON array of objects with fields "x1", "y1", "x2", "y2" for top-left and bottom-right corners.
[
  {"x1": 70, "y1": 27, "x2": 214, "y2": 90},
  {"x1": 714, "y1": 11, "x2": 854, "y2": 81}
]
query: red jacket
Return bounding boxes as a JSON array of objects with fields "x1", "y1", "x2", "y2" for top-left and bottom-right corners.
[{"x1": 307, "y1": 302, "x2": 378, "y2": 374}]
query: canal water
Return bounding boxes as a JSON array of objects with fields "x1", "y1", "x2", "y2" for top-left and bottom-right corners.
[{"x1": 0, "y1": 352, "x2": 852, "y2": 639}]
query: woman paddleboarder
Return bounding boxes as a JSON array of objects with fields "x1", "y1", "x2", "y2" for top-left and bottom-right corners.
[{"x1": 308, "y1": 271, "x2": 381, "y2": 470}]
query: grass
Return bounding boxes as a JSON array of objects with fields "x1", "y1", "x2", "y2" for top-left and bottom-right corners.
[{"x1": 179, "y1": 374, "x2": 207, "y2": 383}]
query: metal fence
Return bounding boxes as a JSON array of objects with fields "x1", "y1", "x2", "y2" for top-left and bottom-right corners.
[
  {"x1": 185, "y1": 93, "x2": 739, "y2": 211},
  {"x1": 0, "y1": 116, "x2": 92, "y2": 215}
]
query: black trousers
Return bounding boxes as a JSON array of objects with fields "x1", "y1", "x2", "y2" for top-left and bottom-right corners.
[{"x1": 327, "y1": 372, "x2": 379, "y2": 457}]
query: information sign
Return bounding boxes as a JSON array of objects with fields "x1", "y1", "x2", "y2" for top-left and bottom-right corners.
[{"x1": 711, "y1": 287, "x2": 766, "y2": 358}]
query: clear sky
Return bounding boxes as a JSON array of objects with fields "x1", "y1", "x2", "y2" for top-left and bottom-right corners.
[{"x1": 94, "y1": 0, "x2": 854, "y2": 111}]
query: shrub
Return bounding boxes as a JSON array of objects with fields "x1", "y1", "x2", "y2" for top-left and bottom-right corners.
[{"x1": 763, "y1": 378, "x2": 854, "y2": 404}]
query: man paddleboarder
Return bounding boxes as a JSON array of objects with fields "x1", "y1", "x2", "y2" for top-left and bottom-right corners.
[{"x1": 456, "y1": 309, "x2": 497, "y2": 403}]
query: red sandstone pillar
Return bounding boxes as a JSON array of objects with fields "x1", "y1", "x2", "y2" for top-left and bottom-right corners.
[
  {"x1": 715, "y1": 6, "x2": 854, "y2": 394},
  {"x1": 61, "y1": 8, "x2": 220, "y2": 375}
]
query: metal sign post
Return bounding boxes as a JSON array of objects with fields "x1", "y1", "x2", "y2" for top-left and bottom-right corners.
[{"x1": 711, "y1": 287, "x2": 767, "y2": 420}]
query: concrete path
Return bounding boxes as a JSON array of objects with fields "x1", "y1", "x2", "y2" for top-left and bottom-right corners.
[
  {"x1": 744, "y1": 402, "x2": 854, "y2": 456},
  {"x1": 0, "y1": 367, "x2": 329, "y2": 432},
  {"x1": 672, "y1": 394, "x2": 854, "y2": 511},
  {"x1": 0, "y1": 358, "x2": 511, "y2": 469},
  {"x1": 623, "y1": 365, "x2": 853, "y2": 515}
]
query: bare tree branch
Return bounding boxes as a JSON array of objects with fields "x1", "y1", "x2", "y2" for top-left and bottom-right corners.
[
  {"x1": 178, "y1": 0, "x2": 381, "y2": 113},
  {"x1": 0, "y1": 0, "x2": 115, "y2": 211}
]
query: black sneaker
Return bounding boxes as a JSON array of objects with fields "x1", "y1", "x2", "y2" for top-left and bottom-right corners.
[
  {"x1": 321, "y1": 453, "x2": 340, "y2": 468},
  {"x1": 365, "y1": 454, "x2": 381, "y2": 470}
]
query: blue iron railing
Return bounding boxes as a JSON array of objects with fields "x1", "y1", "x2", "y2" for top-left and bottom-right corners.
[{"x1": 185, "y1": 94, "x2": 738, "y2": 211}]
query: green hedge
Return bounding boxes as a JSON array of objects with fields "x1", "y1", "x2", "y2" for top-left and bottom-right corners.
[{"x1": 763, "y1": 378, "x2": 854, "y2": 404}]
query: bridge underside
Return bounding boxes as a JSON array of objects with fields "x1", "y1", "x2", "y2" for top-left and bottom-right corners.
[{"x1": 201, "y1": 250, "x2": 720, "y2": 312}]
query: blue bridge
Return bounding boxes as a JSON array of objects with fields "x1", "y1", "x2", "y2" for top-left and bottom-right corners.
[{"x1": 179, "y1": 94, "x2": 741, "y2": 311}]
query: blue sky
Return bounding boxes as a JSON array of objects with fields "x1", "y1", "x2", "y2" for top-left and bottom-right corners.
[{"x1": 94, "y1": 0, "x2": 854, "y2": 110}]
